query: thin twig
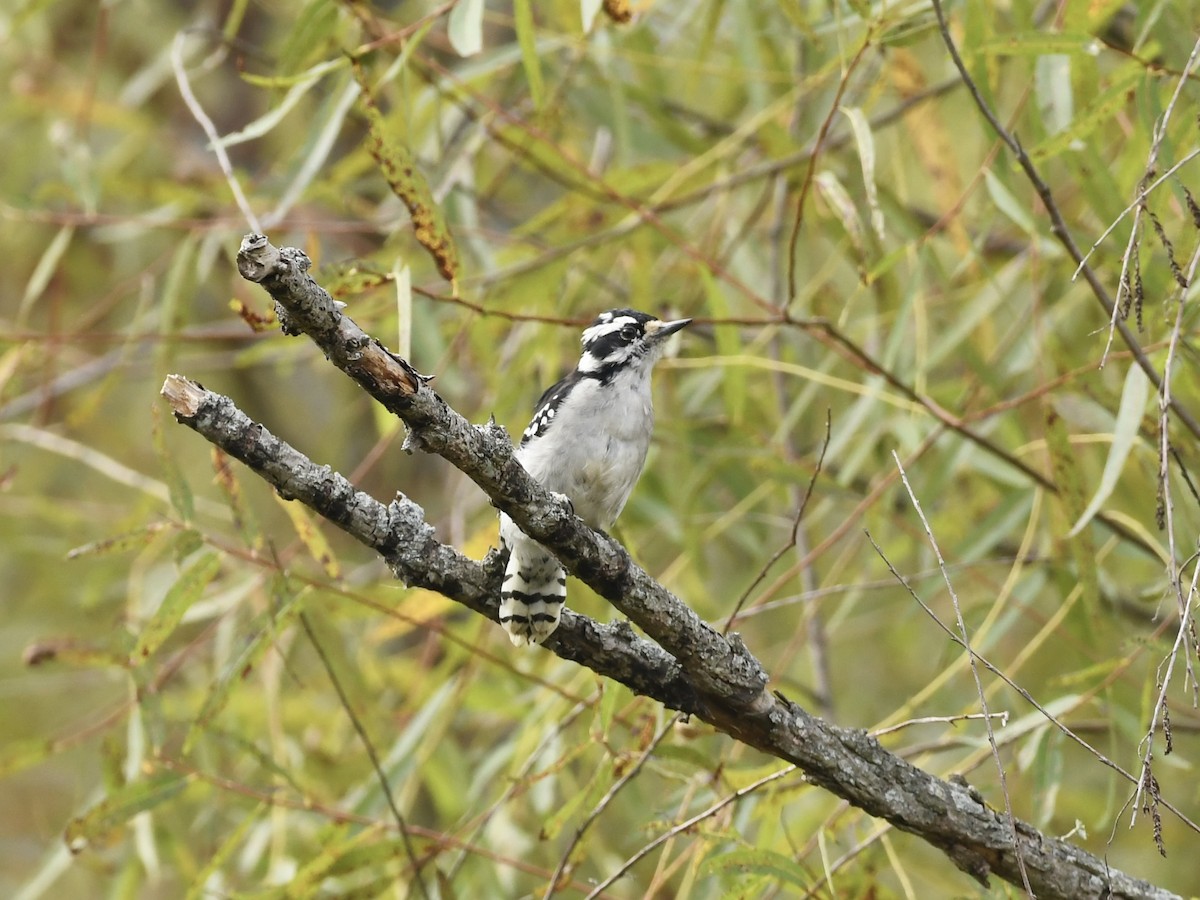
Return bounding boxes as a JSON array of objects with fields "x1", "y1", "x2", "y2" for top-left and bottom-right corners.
[
  {"x1": 928, "y1": 0, "x2": 1200, "y2": 441},
  {"x1": 171, "y1": 31, "x2": 261, "y2": 232},
  {"x1": 583, "y1": 766, "x2": 797, "y2": 899},
  {"x1": 298, "y1": 611, "x2": 431, "y2": 899},
  {"x1": 1132, "y1": 221, "x2": 1200, "y2": 828},
  {"x1": 1071, "y1": 144, "x2": 1200, "y2": 281},
  {"x1": 867, "y1": 530, "x2": 1200, "y2": 839},
  {"x1": 544, "y1": 713, "x2": 681, "y2": 898},
  {"x1": 1096, "y1": 36, "x2": 1200, "y2": 365},
  {"x1": 724, "y1": 412, "x2": 832, "y2": 633},
  {"x1": 872, "y1": 712, "x2": 1010, "y2": 738},
  {"x1": 786, "y1": 36, "x2": 873, "y2": 304},
  {"x1": 889, "y1": 453, "x2": 1033, "y2": 896}
]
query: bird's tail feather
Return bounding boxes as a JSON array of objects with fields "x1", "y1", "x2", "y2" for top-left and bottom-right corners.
[{"x1": 500, "y1": 539, "x2": 566, "y2": 646}]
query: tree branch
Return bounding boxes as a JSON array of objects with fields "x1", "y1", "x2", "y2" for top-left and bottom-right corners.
[{"x1": 156, "y1": 235, "x2": 1178, "y2": 898}]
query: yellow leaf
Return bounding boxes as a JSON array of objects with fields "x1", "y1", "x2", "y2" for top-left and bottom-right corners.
[{"x1": 274, "y1": 494, "x2": 341, "y2": 578}]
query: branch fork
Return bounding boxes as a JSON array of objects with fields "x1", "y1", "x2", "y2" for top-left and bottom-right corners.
[{"x1": 155, "y1": 235, "x2": 1177, "y2": 898}]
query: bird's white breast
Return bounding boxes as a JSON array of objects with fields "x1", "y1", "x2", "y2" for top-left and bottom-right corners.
[{"x1": 516, "y1": 368, "x2": 655, "y2": 529}]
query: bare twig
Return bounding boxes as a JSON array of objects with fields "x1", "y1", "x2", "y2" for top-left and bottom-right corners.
[
  {"x1": 890, "y1": 452, "x2": 1033, "y2": 896},
  {"x1": 583, "y1": 766, "x2": 797, "y2": 899},
  {"x1": 873, "y1": 712, "x2": 1010, "y2": 739},
  {"x1": 723, "y1": 411, "x2": 832, "y2": 633},
  {"x1": 171, "y1": 31, "x2": 261, "y2": 233},
  {"x1": 544, "y1": 714, "x2": 681, "y2": 898},
  {"x1": 928, "y1": 0, "x2": 1200, "y2": 442},
  {"x1": 1094, "y1": 36, "x2": 1200, "y2": 365},
  {"x1": 1132, "y1": 223, "x2": 1200, "y2": 828},
  {"x1": 297, "y1": 610, "x2": 431, "y2": 899},
  {"x1": 867, "y1": 530, "x2": 1200, "y2": 840},
  {"x1": 786, "y1": 36, "x2": 873, "y2": 304}
]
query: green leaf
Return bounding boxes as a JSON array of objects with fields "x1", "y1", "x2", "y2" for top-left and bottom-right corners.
[
  {"x1": 19, "y1": 225, "x2": 74, "y2": 325},
  {"x1": 0, "y1": 737, "x2": 60, "y2": 779},
  {"x1": 841, "y1": 106, "x2": 883, "y2": 240},
  {"x1": 538, "y1": 759, "x2": 613, "y2": 841},
  {"x1": 447, "y1": 0, "x2": 484, "y2": 57},
  {"x1": 513, "y1": 0, "x2": 544, "y2": 109},
  {"x1": 130, "y1": 552, "x2": 221, "y2": 665},
  {"x1": 1044, "y1": 403, "x2": 1100, "y2": 614},
  {"x1": 1035, "y1": 52, "x2": 1074, "y2": 136},
  {"x1": 581, "y1": 0, "x2": 603, "y2": 30},
  {"x1": 184, "y1": 579, "x2": 305, "y2": 753},
  {"x1": 983, "y1": 168, "x2": 1036, "y2": 236},
  {"x1": 699, "y1": 269, "x2": 746, "y2": 427},
  {"x1": 184, "y1": 803, "x2": 269, "y2": 900},
  {"x1": 353, "y1": 61, "x2": 461, "y2": 284},
  {"x1": 702, "y1": 847, "x2": 813, "y2": 890},
  {"x1": 1069, "y1": 363, "x2": 1150, "y2": 536},
  {"x1": 1026, "y1": 65, "x2": 1143, "y2": 162},
  {"x1": 278, "y1": 0, "x2": 337, "y2": 74},
  {"x1": 975, "y1": 31, "x2": 1094, "y2": 55},
  {"x1": 64, "y1": 771, "x2": 189, "y2": 853},
  {"x1": 596, "y1": 680, "x2": 621, "y2": 740},
  {"x1": 66, "y1": 523, "x2": 170, "y2": 559},
  {"x1": 274, "y1": 493, "x2": 341, "y2": 578},
  {"x1": 152, "y1": 402, "x2": 195, "y2": 523}
]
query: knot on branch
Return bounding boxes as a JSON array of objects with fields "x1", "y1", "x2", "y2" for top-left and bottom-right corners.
[
  {"x1": 381, "y1": 494, "x2": 437, "y2": 577},
  {"x1": 401, "y1": 425, "x2": 430, "y2": 455}
]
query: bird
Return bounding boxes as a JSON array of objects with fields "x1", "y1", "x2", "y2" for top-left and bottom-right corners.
[{"x1": 498, "y1": 308, "x2": 691, "y2": 646}]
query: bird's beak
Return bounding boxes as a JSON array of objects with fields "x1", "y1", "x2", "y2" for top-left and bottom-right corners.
[{"x1": 645, "y1": 317, "x2": 692, "y2": 341}]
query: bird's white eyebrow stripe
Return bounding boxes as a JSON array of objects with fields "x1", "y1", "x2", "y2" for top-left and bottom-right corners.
[{"x1": 581, "y1": 315, "x2": 640, "y2": 345}]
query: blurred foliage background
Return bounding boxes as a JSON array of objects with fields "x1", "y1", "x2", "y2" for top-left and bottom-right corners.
[{"x1": 3, "y1": 0, "x2": 1200, "y2": 896}]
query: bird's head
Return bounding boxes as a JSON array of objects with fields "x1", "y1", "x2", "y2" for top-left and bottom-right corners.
[{"x1": 577, "y1": 308, "x2": 691, "y2": 379}]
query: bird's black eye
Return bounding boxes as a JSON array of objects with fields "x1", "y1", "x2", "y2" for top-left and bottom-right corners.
[{"x1": 620, "y1": 324, "x2": 639, "y2": 341}]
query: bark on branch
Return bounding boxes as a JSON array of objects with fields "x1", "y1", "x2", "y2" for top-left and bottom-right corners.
[{"x1": 157, "y1": 235, "x2": 1177, "y2": 899}]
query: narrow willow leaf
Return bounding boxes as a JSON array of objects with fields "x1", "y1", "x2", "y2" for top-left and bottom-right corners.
[
  {"x1": 184, "y1": 582, "x2": 304, "y2": 752},
  {"x1": 152, "y1": 401, "x2": 195, "y2": 522},
  {"x1": 64, "y1": 771, "x2": 189, "y2": 853},
  {"x1": 0, "y1": 737, "x2": 61, "y2": 779},
  {"x1": 274, "y1": 494, "x2": 341, "y2": 578},
  {"x1": 976, "y1": 31, "x2": 1093, "y2": 55},
  {"x1": 240, "y1": 57, "x2": 346, "y2": 89},
  {"x1": 596, "y1": 681, "x2": 620, "y2": 741},
  {"x1": 447, "y1": 0, "x2": 484, "y2": 56},
  {"x1": 1027, "y1": 65, "x2": 1143, "y2": 162},
  {"x1": 19, "y1": 225, "x2": 74, "y2": 324},
  {"x1": 130, "y1": 553, "x2": 221, "y2": 664},
  {"x1": 183, "y1": 803, "x2": 269, "y2": 900},
  {"x1": 539, "y1": 761, "x2": 612, "y2": 841},
  {"x1": 581, "y1": 0, "x2": 603, "y2": 30},
  {"x1": 814, "y1": 170, "x2": 865, "y2": 253},
  {"x1": 211, "y1": 449, "x2": 262, "y2": 551},
  {"x1": 701, "y1": 848, "x2": 812, "y2": 889},
  {"x1": 211, "y1": 59, "x2": 345, "y2": 149},
  {"x1": 67, "y1": 523, "x2": 170, "y2": 559},
  {"x1": 278, "y1": 0, "x2": 337, "y2": 74},
  {"x1": 1069, "y1": 364, "x2": 1149, "y2": 536},
  {"x1": 841, "y1": 106, "x2": 884, "y2": 240},
  {"x1": 353, "y1": 62, "x2": 460, "y2": 283},
  {"x1": 699, "y1": 269, "x2": 746, "y2": 427},
  {"x1": 983, "y1": 169, "x2": 1036, "y2": 236},
  {"x1": 1035, "y1": 53, "x2": 1074, "y2": 136},
  {"x1": 1043, "y1": 403, "x2": 1100, "y2": 612},
  {"x1": 22, "y1": 637, "x2": 127, "y2": 670},
  {"x1": 513, "y1": 0, "x2": 544, "y2": 109},
  {"x1": 281, "y1": 824, "x2": 384, "y2": 895}
]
